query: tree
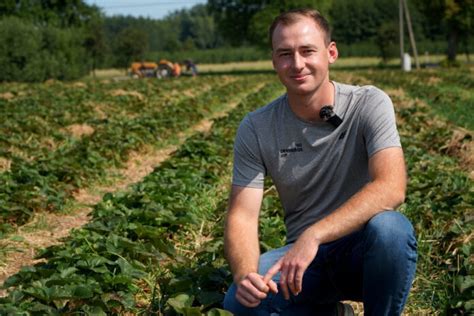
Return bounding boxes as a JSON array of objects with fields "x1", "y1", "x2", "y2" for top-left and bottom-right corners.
[
  {"x1": 0, "y1": 0, "x2": 100, "y2": 28},
  {"x1": 114, "y1": 27, "x2": 149, "y2": 68},
  {"x1": 83, "y1": 16, "x2": 107, "y2": 76},
  {"x1": 208, "y1": 0, "x2": 333, "y2": 47},
  {"x1": 415, "y1": 0, "x2": 474, "y2": 63}
]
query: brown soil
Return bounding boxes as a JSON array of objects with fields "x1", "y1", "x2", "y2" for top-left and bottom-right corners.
[
  {"x1": 441, "y1": 127, "x2": 474, "y2": 178},
  {"x1": 110, "y1": 89, "x2": 145, "y2": 101},
  {"x1": 0, "y1": 83, "x2": 265, "y2": 295},
  {"x1": 65, "y1": 123, "x2": 95, "y2": 138},
  {"x1": 0, "y1": 158, "x2": 11, "y2": 173},
  {"x1": 0, "y1": 92, "x2": 15, "y2": 100},
  {"x1": 71, "y1": 82, "x2": 87, "y2": 88}
]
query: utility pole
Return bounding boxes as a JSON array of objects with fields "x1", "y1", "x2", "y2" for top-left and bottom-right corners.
[
  {"x1": 403, "y1": 0, "x2": 420, "y2": 69},
  {"x1": 399, "y1": 0, "x2": 404, "y2": 70},
  {"x1": 399, "y1": 0, "x2": 420, "y2": 70}
]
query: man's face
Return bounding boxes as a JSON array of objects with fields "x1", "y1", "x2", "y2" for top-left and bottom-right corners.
[{"x1": 271, "y1": 17, "x2": 338, "y2": 96}]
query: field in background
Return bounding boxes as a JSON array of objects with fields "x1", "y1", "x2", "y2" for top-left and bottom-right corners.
[
  {"x1": 90, "y1": 55, "x2": 469, "y2": 79},
  {"x1": 0, "y1": 66, "x2": 472, "y2": 314}
]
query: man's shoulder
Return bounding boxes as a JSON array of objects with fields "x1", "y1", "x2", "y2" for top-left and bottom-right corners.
[
  {"x1": 336, "y1": 81, "x2": 389, "y2": 101},
  {"x1": 247, "y1": 93, "x2": 287, "y2": 121}
]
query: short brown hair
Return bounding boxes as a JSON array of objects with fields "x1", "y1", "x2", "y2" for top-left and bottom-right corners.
[{"x1": 269, "y1": 8, "x2": 332, "y2": 48}]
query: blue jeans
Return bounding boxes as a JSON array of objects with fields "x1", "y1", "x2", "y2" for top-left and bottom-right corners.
[{"x1": 223, "y1": 211, "x2": 417, "y2": 316}]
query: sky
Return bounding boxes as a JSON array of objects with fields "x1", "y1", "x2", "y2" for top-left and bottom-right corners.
[{"x1": 84, "y1": 0, "x2": 207, "y2": 20}]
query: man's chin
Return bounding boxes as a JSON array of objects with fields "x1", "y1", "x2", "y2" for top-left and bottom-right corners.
[{"x1": 288, "y1": 85, "x2": 314, "y2": 96}]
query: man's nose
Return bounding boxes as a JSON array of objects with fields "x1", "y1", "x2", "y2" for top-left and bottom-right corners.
[{"x1": 292, "y1": 53, "x2": 305, "y2": 70}]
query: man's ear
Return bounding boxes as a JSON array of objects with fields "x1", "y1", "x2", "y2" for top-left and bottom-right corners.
[{"x1": 327, "y1": 42, "x2": 338, "y2": 64}]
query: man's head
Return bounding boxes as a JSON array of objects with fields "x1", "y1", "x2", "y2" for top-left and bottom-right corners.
[
  {"x1": 269, "y1": 8, "x2": 332, "y2": 49},
  {"x1": 269, "y1": 8, "x2": 338, "y2": 98}
]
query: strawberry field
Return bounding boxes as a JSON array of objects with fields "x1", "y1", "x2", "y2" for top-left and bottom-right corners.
[{"x1": 0, "y1": 68, "x2": 472, "y2": 315}]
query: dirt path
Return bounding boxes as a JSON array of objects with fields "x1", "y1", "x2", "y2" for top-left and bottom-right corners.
[{"x1": 0, "y1": 83, "x2": 266, "y2": 292}]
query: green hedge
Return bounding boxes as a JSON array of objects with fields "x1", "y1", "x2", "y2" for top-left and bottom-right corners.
[{"x1": 0, "y1": 17, "x2": 89, "y2": 82}]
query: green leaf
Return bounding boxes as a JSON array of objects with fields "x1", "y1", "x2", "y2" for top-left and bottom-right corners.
[
  {"x1": 9, "y1": 235, "x2": 25, "y2": 242},
  {"x1": 82, "y1": 305, "x2": 107, "y2": 316},
  {"x1": 73, "y1": 285, "x2": 94, "y2": 299},
  {"x1": 206, "y1": 308, "x2": 233, "y2": 316},
  {"x1": 167, "y1": 293, "x2": 194, "y2": 313},
  {"x1": 198, "y1": 291, "x2": 223, "y2": 306},
  {"x1": 456, "y1": 275, "x2": 474, "y2": 293},
  {"x1": 183, "y1": 307, "x2": 203, "y2": 316},
  {"x1": 59, "y1": 267, "x2": 78, "y2": 278}
]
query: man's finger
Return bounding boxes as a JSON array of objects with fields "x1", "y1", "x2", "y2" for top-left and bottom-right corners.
[
  {"x1": 294, "y1": 267, "x2": 304, "y2": 294},
  {"x1": 236, "y1": 291, "x2": 260, "y2": 308},
  {"x1": 287, "y1": 265, "x2": 297, "y2": 295},
  {"x1": 268, "y1": 279, "x2": 278, "y2": 294},
  {"x1": 247, "y1": 273, "x2": 270, "y2": 293},
  {"x1": 263, "y1": 259, "x2": 282, "y2": 284},
  {"x1": 279, "y1": 266, "x2": 290, "y2": 300},
  {"x1": 240, "y1": 281, "x2": 268, "y2": 300}
]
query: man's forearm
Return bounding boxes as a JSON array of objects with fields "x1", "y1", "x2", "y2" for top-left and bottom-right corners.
[
  {"x1": 306, "y1": 178, "x2": 405, "y2": 245},
  {"x1": 224, "y1": 211, "x2": 261, "y2": 282},
  {"x1": 305, "y1": 148, "x2": 406, "y2": 245}
]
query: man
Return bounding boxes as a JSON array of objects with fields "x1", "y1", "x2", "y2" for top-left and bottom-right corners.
[{"x1": 223, "y1": 8, "x2": 417, "y2": 316}]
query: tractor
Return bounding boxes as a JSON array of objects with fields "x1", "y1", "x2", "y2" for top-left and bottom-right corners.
[{"x1": 129, "y1": 60, "x2": 181, "y2": 78}]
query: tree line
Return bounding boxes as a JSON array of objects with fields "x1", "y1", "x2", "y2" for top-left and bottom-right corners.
[{"x1": 0, "y1": 0, "x2": 472, "y2": 82}]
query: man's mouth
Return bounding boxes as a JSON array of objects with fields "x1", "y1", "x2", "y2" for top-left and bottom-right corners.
[{"x1": 291, "y1": 74, "x2": 309, "y2": 81}]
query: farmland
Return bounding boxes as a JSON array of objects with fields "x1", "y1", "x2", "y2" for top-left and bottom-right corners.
[{"x1": 0, "y1": 65, "x2": 472, "y2": 315}]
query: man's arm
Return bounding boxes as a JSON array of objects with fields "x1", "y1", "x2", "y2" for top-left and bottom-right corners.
[
  {"x1": 225, "y1": 185, "x2": 278, "y2": 307},
  {"x1": 264, "y1": 146, "x2": 407, "y2": 298}
]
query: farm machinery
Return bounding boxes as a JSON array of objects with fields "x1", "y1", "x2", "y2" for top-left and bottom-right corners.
[{"x1": 129, "y1": 60, "x2": 181, "y2": 78}]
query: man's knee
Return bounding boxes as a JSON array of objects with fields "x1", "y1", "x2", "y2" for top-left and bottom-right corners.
[{"x1": 364, "y1": 211, "x2": 417, "y2": 255}]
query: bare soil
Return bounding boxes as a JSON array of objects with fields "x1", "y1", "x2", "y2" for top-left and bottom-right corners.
[{"x1": 65, "y1": 123, "x2": 95, "y2": 138}]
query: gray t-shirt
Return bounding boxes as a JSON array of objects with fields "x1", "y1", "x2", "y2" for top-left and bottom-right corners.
[{"x1": 232, "y1": 81, "x2": 401, "y2": 243}]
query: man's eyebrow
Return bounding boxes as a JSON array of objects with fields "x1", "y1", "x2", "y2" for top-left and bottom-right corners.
[
  {"x1": 274, "y1": 47, "x2": 292, "y2": 53},
  {"x1": 274, "y1": 45, "x2": 318, "y2": 53},
  {"x1": 300, "y1": 44, "x2": 318, "y2": 49}
]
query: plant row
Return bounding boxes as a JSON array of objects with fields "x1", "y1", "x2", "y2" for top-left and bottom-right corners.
[
  {"x1": 0, "y1": 78, "x2": 284, "y2": 315},
  {"x1": 1, "y1": 76, "x2": 222, "y2": 160},
  {"x1": 357, "y1": 68, "x2": 473, "y2": 130},
  {"x1": 0, "y1": 75, "x2": 262, "y2": 234}
]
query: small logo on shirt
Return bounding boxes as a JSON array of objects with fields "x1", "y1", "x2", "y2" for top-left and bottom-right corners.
[
  {"x1": 280, "y1": 143, "x2": 303, "y2": 157},
  {"x1": 339, "y1": 130, "x2": 347, "y2": 140}
]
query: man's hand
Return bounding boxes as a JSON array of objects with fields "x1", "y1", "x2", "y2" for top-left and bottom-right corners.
[
  {"x1": 263, "y1": 231, "x2": 320, "y2": 300},
  {"x1": 235, "y1": 272, "x2": 278, "y2": 307}
]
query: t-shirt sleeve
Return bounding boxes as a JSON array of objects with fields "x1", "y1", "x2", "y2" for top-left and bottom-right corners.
[
  {"x1": 232, "y1": 115, "x2": 266, "y2": 188},
  {"x1": 362, "y1": 88, "x2": 401, "y2": 157}
]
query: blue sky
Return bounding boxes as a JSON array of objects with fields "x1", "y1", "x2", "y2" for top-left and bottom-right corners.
[{"x1": 84, "y1": 0, "x2": 207, "y2": 20}]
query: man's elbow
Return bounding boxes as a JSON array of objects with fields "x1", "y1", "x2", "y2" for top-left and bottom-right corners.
[{"x1": 390, "y1": 185, "x2": 406, "y2": 209}]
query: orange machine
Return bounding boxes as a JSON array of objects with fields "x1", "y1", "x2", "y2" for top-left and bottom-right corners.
[{"x1": 129, "y1": 60, "x2": 181, "y2": 78}]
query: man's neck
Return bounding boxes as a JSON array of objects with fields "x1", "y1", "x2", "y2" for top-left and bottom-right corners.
[{"x1": 287, "y1": 81, "x2": 335, "y2": 123}]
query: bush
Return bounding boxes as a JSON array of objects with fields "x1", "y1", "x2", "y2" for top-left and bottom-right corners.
[{"x1": 0, "y1": 16, "x2": 89, "y2": 82}]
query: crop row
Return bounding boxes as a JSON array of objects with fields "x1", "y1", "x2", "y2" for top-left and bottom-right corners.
[
  {"x1": 356, "y1": 68, "x2": 473, "y2": 130},
  {"x1": 1, "y1": 77, "x2": 221, "y2": 158},
  {"x1": 0, "y1": 78, "x2": 285, "y2": 314},
  {"x1": 0, "y1": 75, "x2": 264, "y2": 234}
]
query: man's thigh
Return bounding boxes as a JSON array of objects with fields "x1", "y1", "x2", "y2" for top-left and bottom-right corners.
[{"x1": 262, "y1": 237, "x2": 363, "y2": 306}]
